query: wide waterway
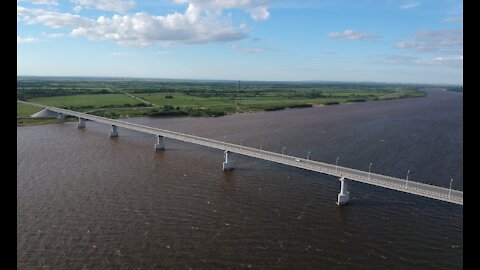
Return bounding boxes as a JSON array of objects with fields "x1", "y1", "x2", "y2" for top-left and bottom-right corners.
[{"x1": 17, "y1": 89, "x2": 462, "y2": 269}]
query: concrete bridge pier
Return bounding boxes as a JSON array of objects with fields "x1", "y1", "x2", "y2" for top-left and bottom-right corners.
[
  {"x1": 77, "y1": 118, "x2": 86, "y2": 128},
  {"x1": 223, "y1": 150, "x2": 235, "y2": 171},
  {"x1": 110, "y1": 125, "x2": 118, "y2": 137},
  {"x1": 337, "y1": 177, "x2": 350, "y2": 206},
  {"x1": 155, "y1": 135, "x2": 165, "y2": 150},
  {"x1": 57, "y1": 113, "x2": 65, "y2": 120}
]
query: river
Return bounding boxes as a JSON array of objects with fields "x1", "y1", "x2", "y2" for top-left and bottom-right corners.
[{"x1": 17, "y1": 89, "x2": 463, "y2": 269}]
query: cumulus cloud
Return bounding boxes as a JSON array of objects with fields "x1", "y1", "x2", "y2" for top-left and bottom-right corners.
[
  {"x1": 18, "y1": 7, "x2": 94, "y2": 28},
  {"x1": 17, "y1": 1, "x2": 270, "y2": 47},
  {"x1": 249, "y1": 6, "x2": 269, "y2": 20},
  {"x1": 73, "y1": 5, "x2": 82, "y2": 13},
  {"x1": 17, "y1": 36, "x2": 38, "y2": 44},
  {"x1": 400, "y1": 1, "x2": 421, "y2": 9},
  {"x1": 327, "y1": 29, "x2": 380, "y2": 41},
  {"x1": 71, "y1": 0, "x2": 135, "y2": 13},
  {"x1": 174, "y1": 0, "x2": 270, "y2": 20},
  {"x1": 72, "y1": 11, "x2": 247, "y2": 46},
  {"x1": 17, "y1": 5, "x2": 248, "y2": 46},
  {"x1": 396, "y1": 29, "x2": 462, "y2": 52}
]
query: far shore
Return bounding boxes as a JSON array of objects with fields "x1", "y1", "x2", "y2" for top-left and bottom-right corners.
[
  {"x1": 17, "y1": 94, "x2": 427, "y2": 127},
  {"x1": 17, "y1": 79, "x2": 428, "y2": 127}
]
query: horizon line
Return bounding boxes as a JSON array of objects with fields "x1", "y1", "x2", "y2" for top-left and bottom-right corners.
[{"x1": 16, "y1": 75, "x2": 463, "y2": 87}]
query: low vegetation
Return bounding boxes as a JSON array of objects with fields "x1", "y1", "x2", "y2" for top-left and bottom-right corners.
[{"x1": 17, "y1": 77, "x2": 429, "y2": 126}]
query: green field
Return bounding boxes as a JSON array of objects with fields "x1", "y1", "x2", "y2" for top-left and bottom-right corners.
[
  {"x1": 134, "y1": 89, "x2": 422, "y2": 111},
  {"x1": 136, "y1": 92, "x2": 228, "y2": 107},
  {"x1": 17, "y1": 103, "x2": 42, "y2": 117},
  {"x1": 29, "y1": 94, "x2": 141, "y2": 109},
  {"x1": 17, "y1": 78, "x2": 429, "y2": 126},
  {"x1": 17, "y1": 103, "x2": 67, "y2": 126}
]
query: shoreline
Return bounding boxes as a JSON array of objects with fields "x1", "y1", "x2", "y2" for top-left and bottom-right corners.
[{"x1": 17, "y1": 94, "x2": 426, "y2": 127}]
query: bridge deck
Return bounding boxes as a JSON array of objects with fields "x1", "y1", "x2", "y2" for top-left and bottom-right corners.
[{"x1": 18, "y1": 101, "x2": 463, "y2": 205}]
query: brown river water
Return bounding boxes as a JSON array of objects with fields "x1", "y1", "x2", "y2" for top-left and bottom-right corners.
[{"x1": 17, "y1": 89, "x2": 462, "y2": 269}]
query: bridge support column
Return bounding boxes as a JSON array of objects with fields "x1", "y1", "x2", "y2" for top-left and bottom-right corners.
[
  {"x1": 155, "y1": 135, "x2": 165, "y2": 150},
  {"x1": 77, "y1": 118, "x2": 86, "y2": 128},
  {"x1": 337, "y1": 177, "x2": 350, "y2": 206},
  {"x1": 110, "y1": 125, "x2": 118, "y2": 137},
  {"x1": 223, "y1": 151, "x2": 235, "y2": 171},
  {"x1": 57, "y1": 113, "x2": 64, "y2": 120}
]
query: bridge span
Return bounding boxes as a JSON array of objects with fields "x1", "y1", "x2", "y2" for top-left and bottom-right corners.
[{"x1": 18, "y1": 100, "x2": 463, "y2": 206}]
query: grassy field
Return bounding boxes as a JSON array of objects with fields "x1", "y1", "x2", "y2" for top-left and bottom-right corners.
[
  {"x1": 17, "y1": 103, "x2": 42, "y2": 117},
  {"x1": 136, "y1": 92, "x2": 228, "y2": 107},
  {"x1": 17, "y1": 78, "x2": 428, "y2": 126},
  {"x1": 134, "y1": 89, "x2": 422, "y2": 110},
  {"x1": 17, "y1": 103, "x2": 69, "y2": 126},
  {"x1": 29, "y1": 94, "x2": 141, "y2": 109}
]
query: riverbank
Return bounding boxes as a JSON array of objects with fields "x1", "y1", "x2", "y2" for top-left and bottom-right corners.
[
  {"x1": 17, "y1": 78, "x2": 428, "y2": 126},
  {"x1": 17, "y1": 89, "x2": 427, "y2": 127}
]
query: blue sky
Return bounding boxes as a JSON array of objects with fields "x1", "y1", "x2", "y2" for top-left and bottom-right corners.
[{"x1": 17, "y1": 0, "x2": 463, "y2": 84}]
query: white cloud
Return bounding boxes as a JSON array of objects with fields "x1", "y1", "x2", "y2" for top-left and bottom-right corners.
[
  {"x1": 17, "y1": 6, "x2": 28, "y2": 16},
  {"x1": 18, "y1": 6, "x2": 248, "y2": 46},
  {"x1": 430, "y1": 55, "x2": 463, "y2": 67},
  {"x1": 73, "y1": 5, "x2": 82, "y2": 13},
  {"x1": 17, "y1": 36, "x2": 38, "y2": 44},
  {"x1": 174, "y1": 0, "x2": 270, "y2": 21},
  {"x1": 396, "y1": 41, "x2": 415, "y2": 49},
  {"x1": 396, "y1": 29, "x2": 462, "y2": 53},
  {"x1": 18, "y1": 7, "x2": 94, "y2": 28},
  {"x1": 248, "y1": 6, "x2": 269, "y2": 20},
  {"x1": 72, "y1": 0, "x2": 135, "y2": 14},
  {"x1": 400, "y1": 2, "x2": 421, "y2": 9},
  {"x1": 72, "y1": 11, "x2": 247, "y2": 46},
  {"x1": 327, "y1": 29, "x2": 380, "y2": 41},
  {"x1": 17, "y1": 1, "x2": 268, "y2": 47}
]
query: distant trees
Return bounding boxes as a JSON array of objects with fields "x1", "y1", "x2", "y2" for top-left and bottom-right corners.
[{"x1": 17, "y1": 87, "x2": 111, "y2": 100}]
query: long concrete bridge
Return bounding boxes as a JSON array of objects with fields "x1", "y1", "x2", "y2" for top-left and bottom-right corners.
[{"x1": 18, "y1": 100, "x2": 463, "y2": 206}]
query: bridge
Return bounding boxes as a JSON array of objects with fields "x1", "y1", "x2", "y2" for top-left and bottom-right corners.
[{"x1": 18, "y1": 100, "x2": 463, "y2": 206}]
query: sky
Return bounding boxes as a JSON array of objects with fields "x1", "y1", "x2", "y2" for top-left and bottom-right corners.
[{"x1": 17, "y1": 0, "x2": 463, "y2": 85}]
